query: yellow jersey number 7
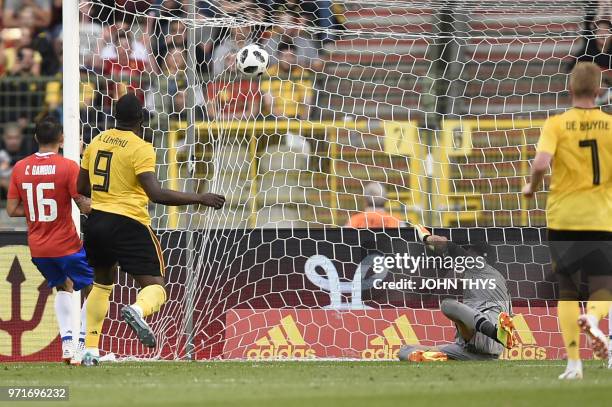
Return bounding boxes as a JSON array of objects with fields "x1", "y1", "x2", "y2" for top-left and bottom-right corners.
[
  {"x1": 579, "y1": 139, "x2": 600, "y2": 185},
  {"x1": 92, "y1": 150, "x2": 113, "y2": 192}
]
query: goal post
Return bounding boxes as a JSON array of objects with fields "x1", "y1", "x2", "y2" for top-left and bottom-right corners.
[
  {"x1": 68, "y1": 0, "x2": 602, "y2": 361},
  {"x1": 62, "y1": 0, "x2": 83, "y2": 349}
]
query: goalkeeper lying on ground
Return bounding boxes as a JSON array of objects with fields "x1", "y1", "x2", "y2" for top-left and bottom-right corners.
[{"x1": 399, "y1": 225, "x2": 516, "y2": 362}]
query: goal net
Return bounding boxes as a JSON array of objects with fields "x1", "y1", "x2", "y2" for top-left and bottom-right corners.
[{"x1": 76, "y1": 0, "x2": 606, "y2": 360}]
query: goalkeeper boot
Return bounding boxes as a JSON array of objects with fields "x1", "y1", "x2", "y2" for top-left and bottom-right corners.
[
  {"x1": 407, "y1": 349, "x2": 448, "y2": 362},
  {"x1": 558, "y1": 360, "x2": 583, "y2": 380},
  {"x1": 61, "y1": 338, "x2": 74, "y2": 365},
  {"x1": 496, "y1": 312, "x2": 516, "y2": 349},
  {"x1": 81, "y1": 349, "x2": 100, "y2": 367},
  {"x1": 577, "y1": 314, "x2": 608, "y2": 359},
  {"x1": 121, "y1": 305, "x2": 156, "y2": 348}
]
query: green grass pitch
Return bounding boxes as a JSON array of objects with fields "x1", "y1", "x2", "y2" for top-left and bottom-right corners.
[{"x1": 1, "y1": 360, "x2": 611, "y2": 407}]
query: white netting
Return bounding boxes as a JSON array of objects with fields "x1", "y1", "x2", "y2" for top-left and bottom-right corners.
[{"x1": 77, "y1": 0, "x2": 609, "y2": 360}]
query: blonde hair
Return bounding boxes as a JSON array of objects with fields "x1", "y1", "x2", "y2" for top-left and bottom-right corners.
[{"x1": 570, "y1": 62, "x2": 602, "y2": 98}]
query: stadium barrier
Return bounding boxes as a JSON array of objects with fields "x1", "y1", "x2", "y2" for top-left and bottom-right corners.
[
  {"x1": 0, "y1": 76, "x2": 60, "y2": 125},
  {"x1": 164, "y1": 119, "x2": 421, "y2": 229},
  {"x1": 164, "y1": 118, "x2": 545, "y2": 230},
  {"x1": 224, "y1": 308, "x2": 554, "y2": 360},
  {"x1": 2, "y1": 228, "x2": 605, "y2": 362},
  {"x1": 0, "y1": 232, "x2": 63, "y2": 362}
]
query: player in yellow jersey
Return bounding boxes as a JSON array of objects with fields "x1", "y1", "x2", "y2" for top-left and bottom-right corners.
[
  {"x1": 77, "y1": 93, "x2": 225, "y2": 365},
  {"x1": 523, "y1": 62, "x2": 612, "y2": 379}
]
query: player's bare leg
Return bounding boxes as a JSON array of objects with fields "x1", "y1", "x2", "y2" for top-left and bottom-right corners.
[
  {"x1": 82, "y1": 266, "x2": 115, "y2": 367},
  {"x1": 121, "y1": 275, "x2": 167, "y2": 348}
]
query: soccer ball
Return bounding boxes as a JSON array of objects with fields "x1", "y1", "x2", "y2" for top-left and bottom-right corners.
[{"x1": 236, "y1": 44, "x2": 269, "y2": 77}]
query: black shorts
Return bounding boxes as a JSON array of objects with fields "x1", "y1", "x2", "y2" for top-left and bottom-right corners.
[
  {"x1": 84, "y1": 210, "x2": 165, "y2": 277},
  {"x1": 547, "y1": 229, "x2": 612, "y2": 277}
]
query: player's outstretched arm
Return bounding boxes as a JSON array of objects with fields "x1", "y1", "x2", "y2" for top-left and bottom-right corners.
[
  {"x1": 415, "y1": 225, "x2": 473, "y2": 259},
  {"x1": 523, "y1": 152, "x2": 552, "y2": 198},
  {"x1": 137, "y1": 172, "x2": 225, "y2": 208},
  {"x1": 415, "y1": 224, "x2": 449, "y2": 253}
]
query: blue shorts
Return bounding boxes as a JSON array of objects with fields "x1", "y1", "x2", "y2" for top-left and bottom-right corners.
[{"x1": 31, "y1": 247, "x2": 94, "y2": 291}]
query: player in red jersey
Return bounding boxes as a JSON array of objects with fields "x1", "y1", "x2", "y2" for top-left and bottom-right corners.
[{"x1": 6, "y1": 116, "x2": 93, "y2": 365}]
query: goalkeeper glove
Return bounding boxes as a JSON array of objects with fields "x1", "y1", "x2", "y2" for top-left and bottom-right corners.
[{"x1": 414, "y1": 224, "x2": 434, "y2": 250}]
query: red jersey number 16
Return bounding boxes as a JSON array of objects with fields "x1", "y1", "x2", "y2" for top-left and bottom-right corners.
[{"x1": 22, "y1": 182, "x2": 58, "y2": 222}]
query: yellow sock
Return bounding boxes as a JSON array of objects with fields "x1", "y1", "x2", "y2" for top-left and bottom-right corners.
[
  {"x1": 85, "y1": 283, "x2": 113, "y2": 349},
  {"x1": 558, "y1": 300, "x2": 581, "y2": 360},
  {"x1": 134, "y1": 285, "x2": 167, "y2": 318}
]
